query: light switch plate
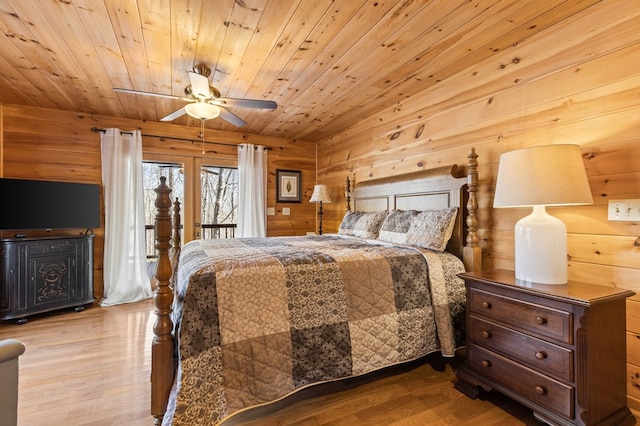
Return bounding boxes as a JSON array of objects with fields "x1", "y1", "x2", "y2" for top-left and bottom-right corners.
[
  {"x1": 608, "y1": 199, "x2": 640, "y2": 221},
  {"x1": 282, "y1": 207, "x2": 290, "y2": 216},
  {"x1": 267, "y1": 207, "x2": 275, "y2": 215}
]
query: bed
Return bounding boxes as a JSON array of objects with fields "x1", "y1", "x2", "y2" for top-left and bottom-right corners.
[{"x1": 150, "y1": 148, "x2": 481, "y2": 425}]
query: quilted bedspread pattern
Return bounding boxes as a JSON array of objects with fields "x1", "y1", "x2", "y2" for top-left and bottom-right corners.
[{"x1": 166, "y1": 235, "x2": 466, "y2": 425}]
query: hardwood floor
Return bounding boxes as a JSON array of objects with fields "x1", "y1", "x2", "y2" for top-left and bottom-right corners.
[{"x1": 0, "y1": 300, "x2": 637, "y2": 426}]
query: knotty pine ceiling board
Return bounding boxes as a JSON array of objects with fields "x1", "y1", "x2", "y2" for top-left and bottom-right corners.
[{"x1": 0, "y1": 0, "x2": 603, "y2": 142}]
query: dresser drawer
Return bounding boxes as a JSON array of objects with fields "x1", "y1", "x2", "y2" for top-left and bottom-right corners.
[
  {"x1": 469, "y1": 287, "x2": 572, "y2": 344},
  {"x1": 469, "y1": 316, "x2": 573, "y2": 382},
  {"x1": 468, "y1": 344, "x2": 574, "y2": 419}
]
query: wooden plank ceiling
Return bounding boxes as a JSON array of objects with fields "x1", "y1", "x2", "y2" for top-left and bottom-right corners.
[{"x1": 0, "y1": 0, "x2": 600, "y2": 142}]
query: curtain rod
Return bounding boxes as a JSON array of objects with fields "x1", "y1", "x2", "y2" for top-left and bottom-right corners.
[{"x1": 90, "y1": 127, "x2": 272, "y2": 150}]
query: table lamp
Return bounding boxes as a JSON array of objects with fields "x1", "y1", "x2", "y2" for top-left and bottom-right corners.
[
  {"x1": 493, "y1": 144, "x2": 593, "y2": 284},
  {"x1": 310, "y1": 184, "x2": 332, "y2": 235}
]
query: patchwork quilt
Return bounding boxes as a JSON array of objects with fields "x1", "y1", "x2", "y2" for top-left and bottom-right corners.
[{"x1": 164, "y1": 235, "x2": 466, "y2": 425}]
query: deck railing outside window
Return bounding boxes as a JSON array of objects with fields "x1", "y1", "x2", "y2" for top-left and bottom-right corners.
[{"x1": 145, "y1": 223, "x2": 236, "y2": 259}]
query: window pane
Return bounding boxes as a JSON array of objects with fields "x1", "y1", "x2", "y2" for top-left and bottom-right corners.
[{"x1": 201, "y1": 165, "x2": 238, "y2": 239}]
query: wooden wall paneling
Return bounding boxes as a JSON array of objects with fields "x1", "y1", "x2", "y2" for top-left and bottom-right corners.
[
  {"x1": 629, "y1": 362, "x2": 640, "y2": 404},
  {"x1": 589, "y1": 171, "x2": 640, "y2": 203},
  {"x1": 629, "y1": 331, "x2": 640, "y2": 365},
  {"x1": 568, "y1": 234, "x2": 640, "y2": 269},
  {"x1": 566, "y1": 263, "x2": 640, "y2": 294}
]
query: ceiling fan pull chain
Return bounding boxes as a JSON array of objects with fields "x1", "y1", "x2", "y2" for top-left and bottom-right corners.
[{"x1": 201, "y1": 119, "x2": 206, "y2": 154}]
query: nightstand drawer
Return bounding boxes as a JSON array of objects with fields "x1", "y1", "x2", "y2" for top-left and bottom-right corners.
[
  {"x1": 469, "y1": 287, "x2": 572, "y2": 344},
  {"x1": 468, "y1": 344, "x2": 574, "y2": 419},
  {"x1": 469, "y1": 316, "x2": 573, "y2": 382}
]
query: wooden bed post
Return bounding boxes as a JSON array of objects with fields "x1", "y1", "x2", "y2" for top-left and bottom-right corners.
[
  {"x1": 169, "y1": 197, "x2": 182, "y2": 287},
  {"x1": 463, "y1": 148, "x2": 482, "y2": 272},
  {"x1": 151, "y1": 177, "x2": 174, "y2": 425},
  {"x1": 345, "y1": 176, "x2": 352, "y2": 211}
]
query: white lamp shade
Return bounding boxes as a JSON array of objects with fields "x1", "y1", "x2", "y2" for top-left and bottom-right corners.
[
  {"x1": 493, "y1": 144, "x2": 593, "y2": 285},
  {"x1": 310, "y1": 184, "x2": 332, "y2": 203},
  {"x1": 185, "y1": 102, "x2": 221, "y2": 120},
  {"x1": 494, "y1": 144, "x2": 593, "y2": 207}
]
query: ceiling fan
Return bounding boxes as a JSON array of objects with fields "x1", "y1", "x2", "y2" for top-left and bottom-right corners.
[{"x1": 113, "y1": 64, "x2": 277, "y2": 127}]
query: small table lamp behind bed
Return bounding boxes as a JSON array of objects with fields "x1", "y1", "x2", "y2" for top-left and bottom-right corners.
[{"x1": 310, "y1": 184, "x2": 332, "y2": 235}]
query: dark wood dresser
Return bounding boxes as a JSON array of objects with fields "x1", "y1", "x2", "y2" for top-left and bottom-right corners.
[
  {"x1": 0, "y1": 235, "x2": 95, "y2": 323},
  {"x1": 455, "y1": 269, "x2": 635, "y2": 426}
]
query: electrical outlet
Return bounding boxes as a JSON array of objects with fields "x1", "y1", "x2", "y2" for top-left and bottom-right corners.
[{"x1": 608, "y1": 199, "x2": 640, "y2": 221}]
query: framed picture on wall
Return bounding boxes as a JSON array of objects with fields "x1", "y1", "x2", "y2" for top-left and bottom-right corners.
[{"x1": 276, "y1": 169, "x2": 302, "y2": 203}]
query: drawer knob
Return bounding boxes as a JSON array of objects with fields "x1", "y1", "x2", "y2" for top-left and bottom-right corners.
[
  {"x1": 481, "y1": 301, "x2": 492, "y2": 309},
  {"x1": 535, "y1": 351, "x2": 547, "y2": 360},
  {"x1": 481, "y1": 331, "x2": 491, "y2": 339},
  {"x1": 535, "y1": 386, "x2": 546, "y2": 395},
  {"x1": 481, "y1": 360, "x2": 491, "y2": 368},
  {"x1": 535, "y1": 316, "x2": 547, "y2": 325}
]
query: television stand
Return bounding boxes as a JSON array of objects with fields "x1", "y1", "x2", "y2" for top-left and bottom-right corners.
[{"x1": 0, "y1": 235, "x2": 95, "y2": 323}]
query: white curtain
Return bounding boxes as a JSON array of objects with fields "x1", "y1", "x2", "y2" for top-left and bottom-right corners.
[
  {"x1": 100, "y1": 129, "x2": 152, "y2": 306},
  {"x1": 237, "y1": 144, "x2": 267, "y2": 237}
]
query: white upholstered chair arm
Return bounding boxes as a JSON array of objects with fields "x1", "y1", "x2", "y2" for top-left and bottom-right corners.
[
  {"x1": 0, "y1": 339, "x2": 26, "y2": 362},
  {"x1": 0, "y1": 339, "x2": 25, "y2": 426}
]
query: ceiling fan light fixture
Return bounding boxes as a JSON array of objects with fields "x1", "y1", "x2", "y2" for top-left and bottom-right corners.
[{"x1": 185, "y1": 102, "x2": 220, "y2": 120}]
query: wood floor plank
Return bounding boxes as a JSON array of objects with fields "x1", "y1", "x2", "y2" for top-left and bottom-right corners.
[{"x1": 1, "y1": 300, "x2": 638, "y2": 425}]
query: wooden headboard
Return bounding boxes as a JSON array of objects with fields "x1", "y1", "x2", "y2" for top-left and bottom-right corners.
[{"x1": 345, "y1": 148, "x2": 481, "y2": 272}]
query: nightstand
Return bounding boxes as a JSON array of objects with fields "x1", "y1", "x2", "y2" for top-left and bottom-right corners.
[{"x1": 455, "y1": 269, "x2": 635, "y2": 426}]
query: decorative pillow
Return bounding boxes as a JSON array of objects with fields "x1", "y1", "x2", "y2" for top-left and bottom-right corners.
[
  {"x1": 404, "y1": 207, "x2": 458, "y2": 252},
  {"x1": 377, "y1": 209, "x2": 418, "y2": 244},
  {"x1": 338, "y1": 210, "x2": 364, "y2": 236},
  {"x1": 352, "y1": 211, "x2": 388, "y2": 239},
  {"x1": 338, "y1": 210, "x2": 388, "y2": 239}
]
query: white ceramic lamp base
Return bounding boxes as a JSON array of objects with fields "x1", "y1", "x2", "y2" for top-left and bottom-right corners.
[{"x1": 514, "y1": 205, "x2": 568, "y2": 285}]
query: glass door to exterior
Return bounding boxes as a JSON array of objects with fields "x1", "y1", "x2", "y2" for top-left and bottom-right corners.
[{"x1": 199, "y1": 165, "x2": 238, "y2": 239}]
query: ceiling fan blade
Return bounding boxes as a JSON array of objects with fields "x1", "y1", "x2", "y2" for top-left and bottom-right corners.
[
  {"x1": 113, "y1": 87, "x2": 185, "y2": 101},
  {"x1": 161, "y1": 106, "x2": 187, "y2": 121},
  {"x1": 188, "y1": 71, "x2": 211, "y2": 99},
  {"x1": 218, "y1": 107, "x2": 247, "y2": 127},
  {"x1": 216, "y1": 97, "x2": 277, "y2": 109}
]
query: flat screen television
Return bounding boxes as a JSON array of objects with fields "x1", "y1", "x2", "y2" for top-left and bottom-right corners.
[{"x1": 0, "y1": 178, "x2": 100, "y2": 231}]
